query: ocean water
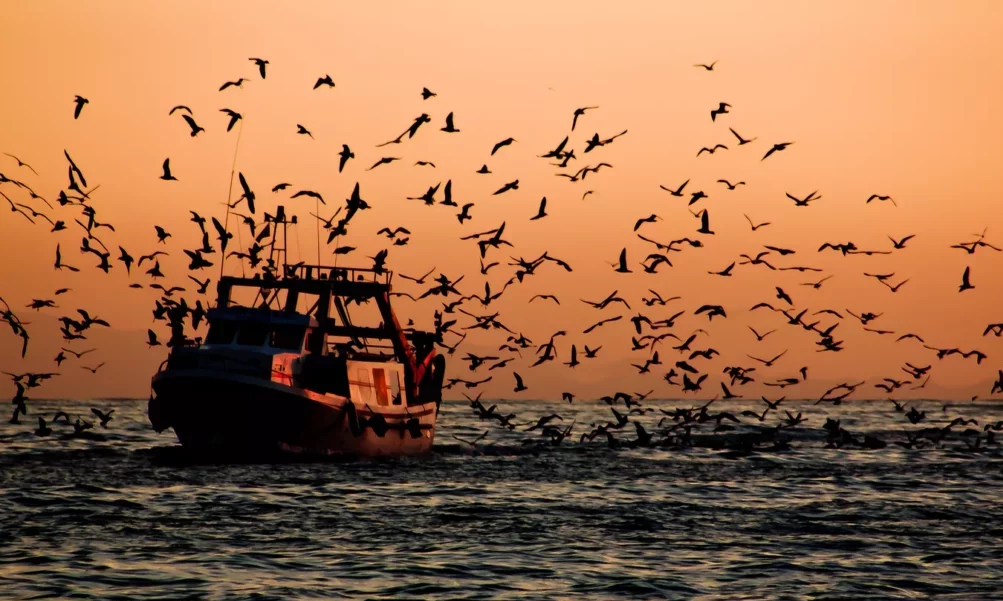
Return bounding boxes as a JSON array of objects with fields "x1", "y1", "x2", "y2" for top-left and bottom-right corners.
[{"x1": 1, "y1": 398, "x2": 1001, "y2": 600}]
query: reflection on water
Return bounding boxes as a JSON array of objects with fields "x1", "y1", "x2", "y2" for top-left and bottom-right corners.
[{"x1": 1, "y1": 399, "x2": 1001, "y2": 600}]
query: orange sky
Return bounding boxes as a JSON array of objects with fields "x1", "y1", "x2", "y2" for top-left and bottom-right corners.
[{"x1": 1, "y1": 1, "x2": 1002, "y2": 400}]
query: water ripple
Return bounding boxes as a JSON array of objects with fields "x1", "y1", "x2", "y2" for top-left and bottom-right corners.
[{"x1": 1, "y1": 399, "x2": 1001, "y2": 599}]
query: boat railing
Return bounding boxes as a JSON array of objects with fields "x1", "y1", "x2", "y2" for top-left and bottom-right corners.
[{"x1": 283, "y1": 263, "x2": 392, "y2": 286}]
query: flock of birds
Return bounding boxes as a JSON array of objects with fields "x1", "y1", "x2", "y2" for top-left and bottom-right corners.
[{"x1": 3, "y1": 56, "x2": 1003, "y2": 454}]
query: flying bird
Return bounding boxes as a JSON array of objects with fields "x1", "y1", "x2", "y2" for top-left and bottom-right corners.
[
  {"x1": 867, "y1": 194, "x2": 897, "y2": 207},
  {"x1": 494, "y1": 180, "x2": 519, "y2": 195},
  {"x1": 314, "y1": 75, "x2": 336, "y2": 89},
  {"x1": 219, "y1": 78, "x2": 248, "y2": 91},
  {"x1": 491, "y1": 138, "x2": 516, "y2": 155},
  {"x1": 530, "y1": 197, "x2": 548, "y2": 221},
  {"x1": 181, "y1": 114, "x2": 204, "y2": 136},
  {"x1": 160, "y1": 158, "x2": 177, "y2": 181},
  {"x1": 710, "y1": 102, "x2": 731, "y2": 121},
  {"x1": 441, "y1": 112, "x2": 460, "y2": 133},
  {"x1": 249, "y1": 57, "x2": 269, "y2": 79},
  {"x1": 338, "y1": 145, "x2": 354, "y2": 172},
  {"x1": 72, "y1": 95, "x2": 89, "y2": 119},
  {"x1": 368, "y1": 157, "x2": 400, "y2": 171},
  {"x1": 729, "y1": 128, "x2": 756, "y2": 145},
  {"x1": 959, "y1": 266, "x2": 974, "y2": 292},
  {"x1": 220, "y1": 108, "x2": 242, "y2": 132},
  {"x1": 697, "y1": 144, "x2": 727, "y2": 156},
  {"x1": 762, "y1": 142, "x2": 794, "y2": 161},
  {"x1": 571, "y1": 106, "x2": 598, "y2": 131}
]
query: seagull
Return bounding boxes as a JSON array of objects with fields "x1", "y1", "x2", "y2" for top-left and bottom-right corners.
[
  {"x1": 571, "y1": 106, "x2": 598, "y2": 131},
  {"x1": 762, "y1": 142, "x2": 794, "y2": 161},
  {"x1": 368, "y1": 157, "x2": 400, "y2": 171},
  {"x1": 314, "y1": 74, "x2": 336, "y2": 89},
  {"x1": 220, "y1": 108, "x2": 242, "y2": 132},
  {"x1": 959, "y1": 266, "x2": 974, "y2": 292},
  {"x1": 866, "y1": 194, "x2": 897, "y2": 207},
  {"x1": 181, "y1": 114, "x2": 204, "y2": 136},
  {"x1": 160, "y1": 158, "x2": 177, "y2": 181},
  {"x1": 337, "y1": 144, "x2": 354, "y2": 172},
  {"x1": 697, "y1": 144, "x2": 728, "y2": 156},
  {"x1": 90, "y1": 407, "x2": 114, "y2": 427},
  {"x1": 491, "y1": 138, "x2": 516, "y2": 155},
  {"x1": 249, "y1": 57, "x2": 269, "y2": 79},
  {"x1": 530, "y1": 197, "x2": 548, "y2": 221},
  {"x1": 441, "y1": 112, "x2": 460, "y2": 133},
  {"x1": 4, "y1": 153, "x2": 38, "y2": 175},
  {"x1": 710, "y1": 102, "x2": 731, "y2": 121},
  {"x1": 513, "y1": 372, "x2": 528, "y2": 392},
  {"x1": 729, "y1": 128, "x2": 756, "y2": 145},
  {"x1": 72, "y1": 95, "x2": 89, "y2": 119},
  {"x1": 219, "y1": 78, "x2": 248, "y2": 91},
  {"x1": 612, "y1": 249, "x2": 632, "y2": 273}
]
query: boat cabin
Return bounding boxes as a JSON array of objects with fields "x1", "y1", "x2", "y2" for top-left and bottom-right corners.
[{"x1": 165, "y1": 263, "x2": 442, "y2": 408}]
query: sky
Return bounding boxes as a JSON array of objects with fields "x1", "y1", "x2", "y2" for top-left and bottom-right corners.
[{"x1": 1, "y1": 1, "x2": 1002, "y2": 401}]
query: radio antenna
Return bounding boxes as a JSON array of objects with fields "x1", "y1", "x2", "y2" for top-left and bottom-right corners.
[{"x1": 219, "y1": 118, "x2": 245, "y2": 282}]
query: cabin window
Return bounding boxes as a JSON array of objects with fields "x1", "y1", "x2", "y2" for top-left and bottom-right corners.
[
  {"x1": 236, "y1": 322, "x2": 269, "y2": 346},
  {"x1": 354, "y1": 367, "x2": 374, "y2": 404},
  {"x1": 206, "y1": 321, "x2": 238, "y2": 345},
  {"x1": 373, "y1": 368, "x2": 389, "y2": 406},
  {"x1": 390, "y1": 371, "x2": 402, "y2": 405},
  {"x1": 270, "y1": 325, "x2": 305, "y2": 350}
]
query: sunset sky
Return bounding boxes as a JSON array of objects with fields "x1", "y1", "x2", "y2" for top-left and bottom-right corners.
[{"x1": 1, "y1": 1, "x2": 1002, "y2": 400}]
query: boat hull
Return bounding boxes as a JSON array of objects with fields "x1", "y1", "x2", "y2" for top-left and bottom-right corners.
[{"x1": 149, "y1": 369, "x2": 437, "y2": 457}]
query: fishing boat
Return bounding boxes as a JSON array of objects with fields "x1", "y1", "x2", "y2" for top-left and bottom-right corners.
[{"x1": 148, "y1": 208, "x2": 445, "y2": 457}]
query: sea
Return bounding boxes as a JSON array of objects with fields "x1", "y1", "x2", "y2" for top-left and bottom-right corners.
[{"x1": 1, "y1": 398, "x2": 1001, "y2": 600}]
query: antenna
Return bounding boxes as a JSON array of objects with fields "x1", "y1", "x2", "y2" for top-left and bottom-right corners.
[{"x1": 219, "y1": 119, "x2": 245, "y2": 281}]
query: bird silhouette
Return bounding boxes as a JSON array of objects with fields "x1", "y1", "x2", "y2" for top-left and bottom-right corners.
[
  {"x1": 762, "y1": 142, "x2": 794, "y2": 160},
  {"x1": 314, "y1": 75, "x2": 336, "y2": 89},
  {"x1": 368, "y1": 157, "x2": 400, "y2": 171},
  {"x1": 513, "y1": 372, "x2": 527, "y2": 392},
  {"x1": 160, "y1": 158, "x2": 177, "y2": 181},
  {"x1": 697, "y1": 144, "x2": 728, "y2": 156},
  {"x1": 571, "y1": 106, "x2": 598, "y2": 131},
  {"x1": 744, "y1": 214, "x2": 770, "y2": 231},
  {"x1": 219, "y1": 78, "x2": 248, "y2": 91},
  {"x1": 337, "y1": 144, "x2": 354, "y2": 172},
  {"x1": 659, "y1": 179, "x2": 689, "y2": 197},
  {"x1": 220, "y1": 108, "x2": 242, "y2": 132},
  {"x1": 729, "y1": 127, "x2": 756, "y2": 145},
  {"x1": 491, "y1": 137, "x2": 516, "y2": 155},
  {"x1": 959, "y1": 266, "x2": 974, "y2": 292},
  {"x1": 181, "y1": 114, "x2": 204, "y2": 136},
  {"x1": 530, "y1": 197, "x2": 548, "y2": 220},
  {"x1": 72, "y1": 95, "x2": 89, "y2": 119},
  {"x1": 710, "y1": 102, "x2": 731, "y2": 121},
  {"x1": 249, "y1": 57, "x2": 268, "y2": 79}
]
